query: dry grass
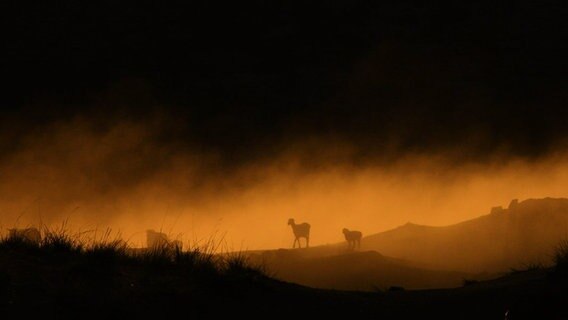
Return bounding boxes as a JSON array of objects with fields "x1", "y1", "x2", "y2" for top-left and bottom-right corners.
[{"x1": 0, "y1": 223, "x2": 266, "y2": 279}]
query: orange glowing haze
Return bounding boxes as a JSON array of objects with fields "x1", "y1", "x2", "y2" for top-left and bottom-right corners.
[{"x1": 1, "y1": 118, "x2": 568, "y2": 250}]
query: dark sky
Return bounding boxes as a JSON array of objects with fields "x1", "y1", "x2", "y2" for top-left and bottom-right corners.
[{"x1": 4, "y1": 0, "x2": 567, "y2": 168}]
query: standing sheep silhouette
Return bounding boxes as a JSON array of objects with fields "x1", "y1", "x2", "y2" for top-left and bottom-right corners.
[
  {"x1": 342, "y1": 228, "x2": 362, "y2": 250},
  {"x1": 288, "y1": 218, "x2": 310, "y2": 248}
]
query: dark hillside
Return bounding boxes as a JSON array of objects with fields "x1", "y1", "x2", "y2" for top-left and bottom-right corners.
[
  {"x1": 250, "y1": 249, "x2": 471, "y2": 291},
  {"x1": 1, "y1": 235, "x2": 567, "y2": 319}
]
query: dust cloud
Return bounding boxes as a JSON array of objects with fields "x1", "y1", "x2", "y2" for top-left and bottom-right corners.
[{"x1": 1, "y1": 116, "x2": 568, "y2": 250}]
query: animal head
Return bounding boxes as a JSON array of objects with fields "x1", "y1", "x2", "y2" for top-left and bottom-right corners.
[
  {"x1": 287, "y1": 218, "x2": 295, "y2": 225},
  {"x1": 342, "y1": 228, "x2": 349, "y2": 234}
]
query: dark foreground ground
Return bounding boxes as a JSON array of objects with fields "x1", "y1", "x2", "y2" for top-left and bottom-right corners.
[{"x1": 0, "y1": 238, "x2": 567, "y2": 320}]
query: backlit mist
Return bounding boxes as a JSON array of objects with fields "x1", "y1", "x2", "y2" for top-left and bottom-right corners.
[{"x1": 2, "y1": 116, "x2": 568, "y2": 250}]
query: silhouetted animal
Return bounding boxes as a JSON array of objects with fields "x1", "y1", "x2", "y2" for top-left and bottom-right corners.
[
  {"x1": 342, "y1": 228, "x2": 362, "y2": 250},
  {"x1": 288, "y1": 218, "x2": 310, "y2": 248},
  {"x1": 146, "y1": 230, "x2": 182, "y2": 251},
  {"x1": 9, "y1": 227, "x2": 41, "y2": 244}
]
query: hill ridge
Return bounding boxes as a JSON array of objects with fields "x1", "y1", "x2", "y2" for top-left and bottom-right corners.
[
  {"x1": 361, "y1": 197, "x2": 568, "y2": 273},
  {"x1": 380, "y1": 197, "x2": 568, "y2": 233}
]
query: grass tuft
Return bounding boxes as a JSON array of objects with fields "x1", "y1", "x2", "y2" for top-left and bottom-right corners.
[
  {"x1": 0, "y1": 223, "x2": 266, "y2": 288},
  {"x1": 40, "y1": 224, "x2": 83, "y2": 255},
  {"x1": 86, "y1": 239, "x2": 128, "y2": 264},
  {"x1": 552, "y1": 239, "x2": 568, "y2": 276},
  {"x1": 0, "y1": 233, "x2": 40, "y2": 253},
  {"x1": 223, "y1": 251, "x2": 268, "y2": 280}
]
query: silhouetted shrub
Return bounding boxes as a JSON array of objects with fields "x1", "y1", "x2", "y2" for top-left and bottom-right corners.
[
  {"x1": 85, "y1": 240, "x2": 129, "y2": 265},
  {"x1": 0, "y1": 233, "x2": 40, "y2": 253},
  {"x1": 553, "y1": 239, "x2": 568, "y2": 272},
  {"x1": 0, "y1": 223, "x2": 265, "y2": 292},
  {"x1": 40, "y1": 225, "x2": 83, "y2": 255}
]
